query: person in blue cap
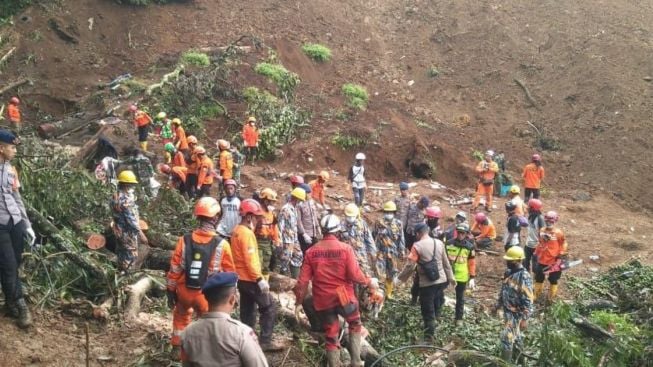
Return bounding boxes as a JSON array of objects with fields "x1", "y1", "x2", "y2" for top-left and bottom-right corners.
[
  {"x1": 394, "y1": 181, "x2": 411, "y2": 231},
  {"x1": 181, "y1": 272, "x2": 269, "y2": 367},
  {"x1": 0, "y1": 129, "x2": 35, "y2": 329}
]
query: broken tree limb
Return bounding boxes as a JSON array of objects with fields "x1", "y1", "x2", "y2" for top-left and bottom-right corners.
[
  {"x1": 92, "y1": 296, "x2": 114, "y2": 320},
  {"x1": 570, "y1": 316, "x2": 613, "y2": 340},
  {"x1": 447, "y1": 349, "x2": 511, "y2": 367},
  {"x1": 514, "y1": 78, "x2": 540, "y2": 110},
  {"x1": 0, "y1": 78, "x2": 30, "y2": 95},
  {"x1": 125, "y1": 276, "x2": 159, "y2": 321},
  {"x1": 26, "y1": 204, "x2": 108, "y2": 281},
  {"x1": 0, "y1": 47, "x2": 16, "y2": 67},
  {"x1": 269, "y1": 273, "x2": 297, "y2": 293},
  {"x1": 146, "y1": 65, "x2": 184, "y2": 96}
]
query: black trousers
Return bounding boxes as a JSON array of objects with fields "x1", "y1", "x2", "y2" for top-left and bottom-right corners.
[
  {"x1": 405, "y1": 231, "x2": 418, "y2": 251},
  {"x1": 524, "y1": 188, "x2": 540, "y2": 201},
  {"x1": 298, "y1": 234, "x2": 317, "y2": 254},
  {"x1": 523, "y1": 247, "x2": 536, "y2": 272},
  {"x1": 238, "y1": 281, "x2": 277, "y2": 343},
  {"x1": 197, "y1": 184, "x2": 212, "y2": 198},
  {"x1": 419, "y1": 282, "x2": 447, "y2": 338},
  {"x1": 455, "y1": 281, "x2": 467, "y2": 320},
  {"x1": 0, "y1": 218, "x2": 27, "y2": 304},
  {"x1": 186, "y1": 174, "x2": 198, "y2": 199},
  {"x1": 534, "y1": 263, "x2": 562, "y2": 284}
]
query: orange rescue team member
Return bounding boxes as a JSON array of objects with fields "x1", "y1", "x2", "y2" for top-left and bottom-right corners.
[
  {"x1": 185, "y1": 143, "x2": 200, "y2": 199},
  {"x1": 166, "y1": 197, "x2": 234, "y2": 359},
  {"x1": 6, "y1": 97, "x2": 21, "y2": 130},
  {"x1": 242, "y1": 116, "x2": 259, "y2": 165},
  {"x1": 217, "y1": 139, "x2": 234, "y2": 179},
  {"x1": 309, "y1": 170, "x2": 330, "y2": 206},
  {"x1": 172, "y1": 118, "x2": 189, "y2": 153},
  {"x1": 472, "y1": 150, "x2": 500, "y2": 212},
  {"x1": 158, "y1": 164, "x2": 187, "y2": 196},
  {"x1": 472, "y1": 212, "x2": 496, "y2": 249},
  {"x1": 130, "y1": 105, "x2": 153, "y2": 152},
  {"x1": 195, "y1": 146, "x2": 214, "y2": 198},
  {"x1": 523, "y1": 154, "x2": 545, "y2": 201},
  {"x1": 534, "y1": 211, "x2": 568, "y2": 302},
  {"x1": 255, "y1": 188, "x2": 281, "y2": 278},
  {"x1": 231, "y1": 199, "x2": 280, "y2": 351}
]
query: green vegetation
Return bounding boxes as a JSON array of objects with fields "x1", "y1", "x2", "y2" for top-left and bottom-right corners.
[
  {"x1": 301, "y1": 43, "x2": 332, "y2": 62},
  {"x1": 471, "y1": 150, "x2": 485, "y2": 161},
  {"x1": 427, "y1": 65, "x2": 441, "y2": 78},
  {"x1": 536, "y1": 135, "x2": 562, "y2": 151},
  {"x1": 180, "y1": 51, "x2": 211, "y2": 67},
  {"x1": 254, "y1": 62, "x2": 300, "y2": 101},
  {"x1": 331, "y1": 131, "x2": 364, "y2": 149},
  {"x1": 0, "y1": 0, "x2": 33, "y2": 23},
  {"x1": 342, "y1": 83, "x2": 369, "y2": 110},
  {"x1": 243, "y1": 86, "x2": 310, "y2": 158}
]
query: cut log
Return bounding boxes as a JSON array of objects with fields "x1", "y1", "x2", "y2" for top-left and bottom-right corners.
[
  {"x1": 570, "y1": 316, "x2": 613, "y2": 340},
  {"x1": 269, "y1": 273, "x2": 297, "y2": 293},
  {"x1": 125, "y1": 276, "x2": 160, "y2": 322},
  {"x1": 92, "y1": 296, "x2": 114, "y2": 320},
  {"x1": 447, "y1": 350, "x2": 511, "y2": 367}
]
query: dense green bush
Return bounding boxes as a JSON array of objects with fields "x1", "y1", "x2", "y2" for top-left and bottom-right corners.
[
  {"x1": 301, "y1": 43, "x2": 332, "y2": 62},
  {"x1": 342, "y1": 83, "x2": 369, "y2": 110},
  {"x1": 180, "y1": 51, "x2": 211, "y2": 67},
  {"x1": 254, "y1": 62, "x2": 300, "y2": 101}
]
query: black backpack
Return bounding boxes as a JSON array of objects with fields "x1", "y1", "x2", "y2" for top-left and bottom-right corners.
[{"x1": 418, "y1": 238, "x2": 441, "y2": 282}]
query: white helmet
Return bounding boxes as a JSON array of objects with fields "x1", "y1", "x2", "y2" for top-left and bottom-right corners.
[
  {"x1": 455, "y1": 211, "x2": 467, "y2": 220},
  {"x1": 485, "y1": 150, "x2": 495, "y2": 157},
  {"x1": 355, "y1": 152, "x2": 366, "y2": 160},
  {"x1": 320, "y1": 214, "x2": 341, "y2": 234}
]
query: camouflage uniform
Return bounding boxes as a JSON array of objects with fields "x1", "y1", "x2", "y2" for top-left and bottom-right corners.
[
  {"x1": 231, "y1": 148, "x2": 245, "y2": 186},
  {"x1": 497, "y1": 267, "x2": 534, "y2": 354},
  {"x1": 340, "y1": 218, "x2": 377, "y2": 277},
  {"x1": 394, "y1": 196, "x2": 411, "y2": 230},
  {"x1": 373, "y1": 217, "x2": 405, "y2": 281},
  {"x1": 125, "y1": 154, "x2": 154, "y2": 196},
  {"x1": 110, "y1": 190, "x2": 142, "y2": 270},
  {"x1": 277, "y1": 202, "x2": 302, "y2": 277}
]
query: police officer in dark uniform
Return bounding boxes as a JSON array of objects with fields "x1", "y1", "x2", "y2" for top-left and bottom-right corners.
[{"x1": 181, "y1": 272, "x2": 269, "y2": 367}]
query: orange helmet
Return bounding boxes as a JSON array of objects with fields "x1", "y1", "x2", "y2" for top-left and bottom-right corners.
[
  {"x1": 194, "y1": 197, "x2": 221, "y2": 218},
  {"x1": 319, "y1": 170, "x2": 330, "y2": 180},
  {"x1": 194, "y1": 146, "x2": 206, "y2": 155},
  {"x1": 240, "y1": 198, "x2": 264, "y2": 216},
  {"x1": 129, "y1": 104, "x2": 138, "y2": 112},
  {"x1": 187, "y1": 135, "x2": 198, "y2": 145},
  {"x1": 216, "y1": 139, "x2": 230, "y2": 150}
]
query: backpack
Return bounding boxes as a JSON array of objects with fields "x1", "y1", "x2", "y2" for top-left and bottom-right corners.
[{"x1": 418, "y1": 239, "x2": 441, "y2": 282}]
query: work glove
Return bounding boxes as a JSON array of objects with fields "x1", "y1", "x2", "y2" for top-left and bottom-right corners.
[
  {"x1": 468, "y1": 278, "x2": 476, "y2": 291},
  {"x1": 258, "y1": 279, "x2": 270, "y2": 293},
  {"x1": 368, "y1": 277, "x2": 379, "y2": 290},
  {"x1": 167, "y1": 291, "x2": 177, "y2": 309},
  {"x1": 25, "y1": 227, "x2": 36, "y2": 248},
  {"x1": 302, "y1": 233, "x2": 312, "y2": 244},
  {"x1": 294, "y1": 304, "x2": 303, "y2": 321}
]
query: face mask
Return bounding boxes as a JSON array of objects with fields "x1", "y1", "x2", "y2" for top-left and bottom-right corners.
[
  {"x1": 346, "y1": 216, "x2": 357, "y2": 224},
  {"x1": 384, "y1": 213, "x2": 394, "y2": 221},
  {"x1": 507, "y1": 261, "x2": 520, "y2": 270},
  {"x1": 427, "y1": 219, "x2": 439, "y2": 229},
  {"x1": 545, "y1": 221, "x2": 554, "y2": 228}
]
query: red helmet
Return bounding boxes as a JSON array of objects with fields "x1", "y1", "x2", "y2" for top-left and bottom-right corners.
[
  {"x1": 532, "y1": 154, "x2": 541, "y2": 162},
  {"x1": 425, "y1": 206, "x2": 442, "y2": 219},
  {"x1": 9, "y1": 97, "x2": 19, "y2": 105},
  {"x1": 223, "y1": 179, "x2": 237, "y2": 187},
  {"x1": 528, "y1": 198, "x2": 543, "y2": 211},
  {"x1": 290, "y1": 175, "x2": 304, "y2": 185},
  {"x1": 240, "y1": 198, "x2": 264, "y2": 216},
  {"x1": 129, "y1": 104, "x2": 138, "y2": 112},
  {"x1": 474, "y1": 212, "x2": 487, "y2": 223},
  {"x1": 544, "y1": 211, "x2": 559, "y2": 223}
]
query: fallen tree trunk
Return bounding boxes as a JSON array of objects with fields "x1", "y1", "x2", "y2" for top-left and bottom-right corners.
[
  {"x1": 447, "y1": 350, "x2": 511, "y2": 367},
  {"x1": 125, "y1": 276, "x2": 156, "y2": 322},
  {"x1": 26, "y1": 204, "x2": 108, "y2": 281}
]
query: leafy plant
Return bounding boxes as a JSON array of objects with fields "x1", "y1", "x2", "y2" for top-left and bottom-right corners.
[
  {"x1": 342, "y1": 83, "x2": 369, "y2": 110},
  {"x1": 427, "y1": 65, "x2": 440, "y2": 78},
  {"x1": 254, "y1": 62, "x2": 300, "y2": 101},
  {"x1": 331, "y1": 131, "x2": 364, "y2": 149},
  {"x1": 0, "y1": 0, "x2": 33, "y2": 23},
  {"x1": 536, "y1": 135, "x2": 562, "y2": 151},
  {"x1": 180, "y1": 51, "x2": 211, "y2": 67},
  {"x1": 302, "y1": 43, "x2": 332, "y2": 62},
  {"x1": 471, "y1": 150, "x2": 484, "y2": 161}
]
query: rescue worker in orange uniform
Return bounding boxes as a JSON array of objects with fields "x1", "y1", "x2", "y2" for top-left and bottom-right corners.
[
  {"x1": 471, "y1": 212, "x2": 497, "y2": 249},
  {"x1": 166, "y1": 197, "x2": 234, "y2": 359},
  {"x1": 194, "y1": 146, "x2": 214, "y2": 198},
  {"x1": 185, "y1": 143, "x2": 200, "y2": 199},
  {"x1": 294, "y1": 214, "x2": 379, "y2": 367},
  {"x1": 472, "y1": 150, "x2": 500, "y2": 212},
  {"x1": 309, "y1": 170, "x2": 329, "y2": 206},
  {"x1": 533, "y1": 211, "x2": 568, "y2": 302},
  {"x1": 255, "y1": 188, "x2": 281, "y2": 278},
  {"x1": 230, "y1": 199, "x2": 280, "y2": 351},
  {"x1": 6, "y1": 97, "x2": 21, "y2": 130},
  {"x1": 158, "y1": 164, "x2": 187, "y2": 196},
  {"x1": 522, "y1": 154, "x2": 545, "y2": 201},
  {"x1": 217, "y1": 139, "x2": 234, "y2": 197},
  {"x1": 172, "y1": 118, "x2": 189, "y2": 153},
  {"x1": 129, "y1": 105, "x2": 153, "y2": 152},
  {"x1": 242, "y1": 116, "x2": 259, "y2": 165}
]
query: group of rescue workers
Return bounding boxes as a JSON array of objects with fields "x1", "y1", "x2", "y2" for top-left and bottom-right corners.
[{"x1": 0, "y1": 96, "x2": 570, "y2": 366}]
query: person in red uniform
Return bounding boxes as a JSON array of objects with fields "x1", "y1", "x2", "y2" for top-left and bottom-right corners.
[
  {"x1": 166, "y1": 197, "x2": 234, "y2": 359},
  {"x1": 294, "y1": 214, "x2": 379, "y2": 367},
  {"x1": 194, "y1": 146, "x2": 214, "y2": 198},
  {"x1": 6, "y1": 97, "x2": 21, "y2": 130},
  {"x1": 534, "y1": 211, "x2": 568, "y2": 302},
  {"x1": 129, "y1": 105, "x2": 153, "y2": 152}
]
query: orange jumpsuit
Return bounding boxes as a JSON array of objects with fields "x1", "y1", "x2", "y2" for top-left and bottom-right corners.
[
  {"x1": 172, "y1": 151, "x2": 186, "y2": 168},
  {"x1": 522, "y1": 163, "x2": 545, "y2": 189},
  {"x1": 219, "y1": 150, "x2": 234, "y2": 180},
  {"x1": 471, "y1": 220, "x2": 497, "y2": 240},
  {"x1": 167, "y1": 229, "x2": 234, "y2": 346},
  {"x1": 242, "y1": 124, "x2": 259, "y2": 148},
  {"x1": 175, "y1": 126, "x2": 189, "y2": 152},
  {"x1": 472, "y1": 160, "x2": 499, "y2": 208},
  {"x1": 7, "y1": 104, "x2": 20, "y2": 124},
  {"x1": 309, "y1": 179, "x2": 325, "y2": 205}
]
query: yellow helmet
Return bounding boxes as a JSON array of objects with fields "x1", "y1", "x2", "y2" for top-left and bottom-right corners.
[
  {"x1": 156, "y1": 112, "x2": 167, "y2": 119},
  {"x1": 383, "y1": 201, "x2": 397, "y2": 212},
  {"x1": 344, "y1": 203, "x2": 359, "y2": 217},
  {"x1": 171, "y1": 118, "x2": 182, "y2": 125},
  {"x1": 509, "y1": 185, "x2": 520, "y2": 194},
  {"x1": 260, "y1": 188, "x2": 278, "y2": 202},
  {"x1": 216, "y1": 139, "x2": 230, "y2": 150},
  {"x1": 503, "y1": 246, "x2": 525, "y2": 261},
  {"x1": 118, "y1": 170, "x2": 138, "y2": 184},
  {"x1": 319, "y1": 170, "x2": 330, "y2": 181},
  {"x1": 291, "y1": 187, "x2": 306, "y2": 201},
  {"x1": 247, "y1": 116, "x2": 257, "y2": 123}
]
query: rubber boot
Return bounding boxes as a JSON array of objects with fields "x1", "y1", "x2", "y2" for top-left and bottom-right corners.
[
  {"x1": 548, "y1": 284, "x2": 558, "y2": 301},
  {"x1": 4, "y1": 302, "x2": 19, "y2": 318},
  {"x1": 501, "y1": 348, "x2": 513, "y2": 362},
  {"x1": 348, "y1": 332, "x2": 364, "y2": 367},
  {"x1": 534, "y1": 282, "x2": 544, "y2": 300},
  {"x1": 326, "y1": 349, "x2": 341, "y2": 367},
  {"x1": 385, "y1": 279, "x2": 394, "y2": 300},
  {"x1": 140, "y1": 141, "x2": 148, "y2": 152},
  {"x1": 16, "y1": 299, "x2": 32, "y2": 329}
]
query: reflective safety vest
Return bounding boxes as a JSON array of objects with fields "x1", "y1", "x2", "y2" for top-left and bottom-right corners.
[
  {"x1": 183, "y1": 234, "x2": 224, "y2": 289},
  {"x1": 446, "y1": 241, "x2": 474, "y2": 282}
]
